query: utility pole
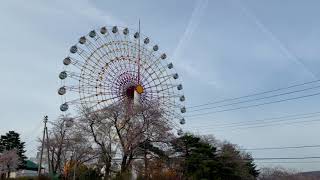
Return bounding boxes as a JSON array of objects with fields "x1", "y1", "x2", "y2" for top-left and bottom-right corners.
[
  {"x1": 45, "y1": 116, "x2": 52, "y2": 176},
  {"x1": 38, "y1": 115, "x2": 51, "y2": 177}
]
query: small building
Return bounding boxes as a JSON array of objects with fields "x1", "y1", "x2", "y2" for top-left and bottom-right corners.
[{"x1": 9, "y1": 160, "x2": 41, "y2": 178}]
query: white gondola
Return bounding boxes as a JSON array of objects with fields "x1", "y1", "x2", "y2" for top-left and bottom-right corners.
[
  {"x1": 123, "y1": 28, "x2": 129, "y2": 35},
  {"x1": 89, "y1": 30, "x2": 96, "y2": 38},
  {"x1": 134, "y1": 32, "x2": 139, "y2": 39},
  {"x1": 70, "y1": 46, "x2": 77, "y2": 53},
  {"x1": 63, "y1": 57, "x2": 71, "y2": 65},
  {"x1": 59, "y1": 71, "x2": 67, "y2": 80},
  {"x1": 60, "y1": 103, "x2": 69, "y2": 111},
  {"x1": 112, "y1": 26, "x2": 118, "y2": 33},
  {"x1": 100, "y1": 27, "x2": 107, "y2": 34},
  {"x1": 180, "y1": 118, "x2": 186, "y2": 125},
  {"x1": 153, "y1": 45, "x2": 159, "y2": 51},
  {"x1": 161, "y1": 53, "x2": 167, "y2": 59},
  {"x1": 144, "y1": 38, "x2": 150, "y2": 44},
  {"x1": 58, "y1": 87, "x2": 66, "y2": 95},
  {"x1": 79, "y1": 36, "x2": 86, "y2": 44},
  {"x1": 180, "y1": 95, "x2": 185, "y2": 102},
  {"x1": 180, "y1": 107, "x2": 186, "y2": 113}
]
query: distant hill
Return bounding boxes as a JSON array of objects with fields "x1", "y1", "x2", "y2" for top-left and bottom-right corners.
[{"x1": 299, "y1": 171, "x2": 320, "y2": 177}]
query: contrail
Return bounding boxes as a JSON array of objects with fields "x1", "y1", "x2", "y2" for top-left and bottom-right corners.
[
  {"x1": 236, "y1": 0, "x2": 317, "y2": 79},
  {"x1": 172, "y1": 0, "x2": 208, "y2": 62}
]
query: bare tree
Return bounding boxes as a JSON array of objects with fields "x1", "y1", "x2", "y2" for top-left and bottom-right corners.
[
  {"x1": 38, "y1": 115, "x2": 98, "y2": 177},
  {"x1": 0, "y1": 149, "x2": 20, "y2": 178},
  {"x1": 259, "y1": 167, "x2": 319, "y2": 180},
  {"x1": 101, "y1": 103, "x2": 174, "y2": 175},
  {"x1": 48, "y1": 116, "x2": 73, "y2": 174},
  {"x1": 76, "y1": 102, "x2": 175, "y2": 178},
  {"x1": 77, "y1": 106, "x2": 118, "y2": 179}
]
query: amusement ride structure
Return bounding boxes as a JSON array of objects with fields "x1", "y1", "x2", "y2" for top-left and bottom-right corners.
[{"x1": 58, "y1": 24, "x2": 186, "y2": 134}]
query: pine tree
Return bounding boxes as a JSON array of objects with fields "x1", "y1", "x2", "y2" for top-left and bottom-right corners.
[
  {"x1": 0, "y1": 131, "x2": 27, "y2": 168},
  {"x1": 172, "y1": 133, "x2": 220, "y2": 179}
]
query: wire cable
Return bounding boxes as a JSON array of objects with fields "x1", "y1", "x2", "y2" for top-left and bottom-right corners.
[
  {"x1": 257, "y1": 161, "x2": 320, "y2": 164},
  {"x1": 188, "y1": 79, "x2": 320, "y2": 109},
  {"x1": 188, "y1": 85, "x2": 320, "y2": 113},
  {"x1": 186, "y1": 92, "x2": 320, "y2": 118},
  {"x1": 255, "y1": 157, "x2": 320, "y2": 160},
  {"x1": 192, "y1": 118, "x2": 320, "y2": 132},
  {"x1": 242, "y1": 144, "x2": 320, "y2": 151},
  {"x1": 189, "y1": 113, "x2": 320, "y2": 129}
]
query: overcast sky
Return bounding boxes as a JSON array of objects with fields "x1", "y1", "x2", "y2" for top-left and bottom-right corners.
[{"x1": 1, "y1": 0, "x2": 320, "y2": 172}]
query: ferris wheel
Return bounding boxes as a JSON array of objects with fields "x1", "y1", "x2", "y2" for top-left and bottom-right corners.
[{"x1": 58, "y1": 25, "x2": 186, "y2": 132}]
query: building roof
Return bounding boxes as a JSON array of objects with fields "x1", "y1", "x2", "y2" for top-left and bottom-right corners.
[{"x1": 24, "y1": 160, "x2": 41, "y2": 171}]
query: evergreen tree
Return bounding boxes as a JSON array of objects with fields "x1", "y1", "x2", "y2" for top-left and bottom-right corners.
[
  {"x1": 172, "y1": 133, "x2": 220, "y2": 179},
  {"x1": 218, "y1": 142, "x2": 259, "y2": 180},
  {"x1": 245, "y1": 155, "x2": 260, "y2": 178},
  {"x1": 171, "y1": 134, "x2": 260, "y2": 180},
  {"x1": 0, "y1": 131, "x2": 27, "y2": 168}
]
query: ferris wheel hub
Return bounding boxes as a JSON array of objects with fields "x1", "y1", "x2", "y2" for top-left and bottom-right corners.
[{"x1": 135, "y1": 84, "x2": 144, "y2": 94}]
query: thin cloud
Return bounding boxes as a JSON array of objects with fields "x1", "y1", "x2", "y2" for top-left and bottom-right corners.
[
  {"x1": 236, "y1": 0, "x2": 317, "y2": 79},
  {"x1": 172, "y1": 0, "x2": 208, "y2": 62}
]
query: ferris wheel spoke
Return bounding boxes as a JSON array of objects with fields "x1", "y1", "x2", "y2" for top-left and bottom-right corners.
[
  {"x1": 94, "y1": 34, "x2": 111, "y2": 53},
  {"x1": 75, "y1": 46, "x2": 106, "y2": 71},
  {"x1": 69, "y1": 55, "x2": 101, "y2": 74},
  {"x1": 67, "y1": 71, "x2": 97, "y2": 82},
  {"x1": 68, "y1": 57, "x2": 88, "y2": 70},
  {"x1": 101, "y1": 33, "x2": 122, "y2": 58},
  {"x1": 85, "y1": 38, "x2": 116, "y2": 66},
  {"x1": 68, "y1": 93, "x2": 123, "y2": 105},
  {"x1": 114, "y1": 34, "x2": 127, "y2": 56},
  {"x1": 153, "y1": 98, "x2": 181, "y2": 109},
  {"x1": 143, "y1": 93, "x2": 181, "y2": 100},
  {"x1": 144, "y1": 78, "x2": 175, "y2": 90},
  {"x1": 86, "y1": 47, "x2": 109, "y2": 69},
  {"x1": 83, "y1": 40, "x2": 104, "y2": 59},
  {"x1": 64, "y1": 86, "x2": 96, "y2": 94}
]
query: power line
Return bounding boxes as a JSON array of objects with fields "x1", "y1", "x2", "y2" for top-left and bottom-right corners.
[
  {"x1": 188, "y1": 85, "x2": 320, "y2": 113},
  {"x1": 192, "y1": 118, "x2": 320, "y2": 132},
  {"x1": 243, "y1": 144, "x2": 320, "y2": 151},
  {"x1": 186, "y1": 92, "x2": 320, "y2": 118},
  {"x1": 255, "y1": 157, "x2": 320, "y2": 160},
  {"x1": 111, "y1": 156, "x2": 320, "y2": 161},
  {"x1": 188, "y1": 79, "x2": 320, "y2": 109},
  {"x1": 204, "y1": 111, "x2": 320, "y2": 127},
  {"x1": 189, "y1": 113, "x2": 320, "y2": 129},
  {"x1": 256, "y1": 161, "x2": 320, "y2": 164}
]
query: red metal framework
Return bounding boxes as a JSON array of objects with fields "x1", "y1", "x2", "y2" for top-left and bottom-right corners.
[{"x1": 58, "y1": 26, "x2": 186, "y2": 131}]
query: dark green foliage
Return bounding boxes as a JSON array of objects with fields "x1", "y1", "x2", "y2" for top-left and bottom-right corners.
[
  {"x1": 138, "y1": 140, "x2": 167, "y2": 159},
  {"x1": 0, "y1": 131, "x2": 27, "y2": 168},
  {"x1": 172, "y1": 133, "x2": 220, "y2": 179},
  {"x1": 76, "y1": 167, "x2": 102, "y2": 180},
  {"x1": 171, "y1": 134, "x2": 259, "y2": 180},
  {"x1": 218, "y1": 143, "x2": 259, "y2": 179},
  {"x1": 245, "y1": 156, "x2": 260, "y2": 178}
]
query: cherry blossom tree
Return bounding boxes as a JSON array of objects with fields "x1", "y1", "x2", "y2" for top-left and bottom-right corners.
[{"x1": 0, "y1": 149, "x2": 20, "y2": 178}]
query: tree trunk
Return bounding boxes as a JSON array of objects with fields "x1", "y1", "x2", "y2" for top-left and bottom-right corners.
[
  {"x1": 104, "y1": 160, "x2": 111, "y2": 180},
  {"x1": 7, "y1": 164, "x2": 10, "y2": 178},
  {"x1": 121, "y1": 154, "x2": 128, "y2": 173}
]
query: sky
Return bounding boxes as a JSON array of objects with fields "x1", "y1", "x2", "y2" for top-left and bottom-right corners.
[{"x1": 1, "y1": 0, "x2": 320, "y2": 172}]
